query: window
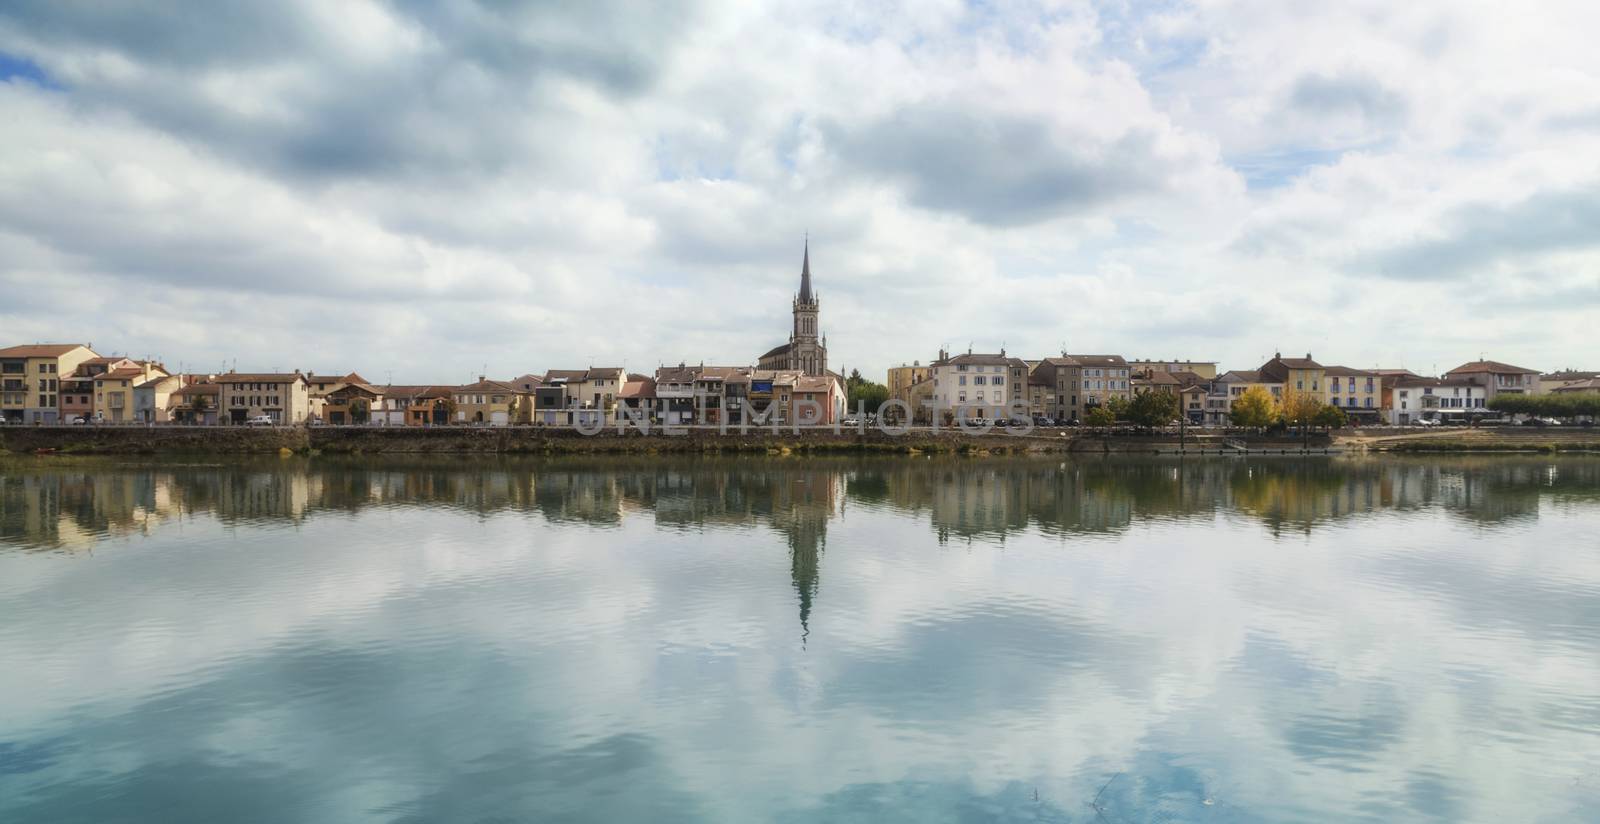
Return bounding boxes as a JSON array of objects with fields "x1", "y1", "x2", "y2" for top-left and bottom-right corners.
[
  {"x1": 1365, "y1": 397, "x2": 1373, "y2": 408},
  {"x1": 959, "y1": 376, "x2": 967, "y2": 386},
  {"x1": 958, "y1": 392, "x2": 966, "y2": 403},
  {"x1": 974, "y1": 376, "x2": 985, "y2": 385}
]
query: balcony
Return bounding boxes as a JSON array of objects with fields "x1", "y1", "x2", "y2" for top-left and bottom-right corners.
[{"x1": 2, "y1": 380, "x2": 23, "y2": 392}]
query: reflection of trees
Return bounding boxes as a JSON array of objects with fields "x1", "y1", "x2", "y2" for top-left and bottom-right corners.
[{"x1": 4, "y1": 454, "x2": 1596, "y2": 555}]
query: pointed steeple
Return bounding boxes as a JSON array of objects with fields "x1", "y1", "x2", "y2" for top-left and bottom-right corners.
[{"x1": 798, "y1": 236, "x2": 813, "y2": 303}]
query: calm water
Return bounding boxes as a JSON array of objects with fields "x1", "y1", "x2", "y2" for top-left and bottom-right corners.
[{"x1": 2, "y1": 455, "x2": 1599, "y2": 823}]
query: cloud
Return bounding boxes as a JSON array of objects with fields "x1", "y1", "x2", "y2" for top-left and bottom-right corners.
[
  {"x1": 1287, "y1": 72, "x2": 1408, "y2": 125},
  {"x1": 1356, "y1": 185, "x2": 1600, "y2": 280},
  {"x1": 0, "y1": 0, "x2": 1597, "y2": 379},
  {"x1": 822, "y1": 102, "x2": 1185, "y2": 227}
]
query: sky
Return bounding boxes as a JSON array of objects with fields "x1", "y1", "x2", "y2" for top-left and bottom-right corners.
[{"x1": 1, "y1": 0, "x2": 1597, "y2": 383}]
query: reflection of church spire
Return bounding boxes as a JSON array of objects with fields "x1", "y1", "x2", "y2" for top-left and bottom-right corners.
[
  {"x1": 776, "y1": 473, "x2": 831, "y2": 646},
  {"x1": 790, "y1": 528, "x2": 821, "y2": 645}
]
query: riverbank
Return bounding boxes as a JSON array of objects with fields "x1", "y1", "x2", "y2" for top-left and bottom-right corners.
[
  {"x1": 3, "y1": 424, "x2": 1594, "y2": 456},
  {"x1": 2, "y1": 424, "x2": 1326, "y2": 456}
]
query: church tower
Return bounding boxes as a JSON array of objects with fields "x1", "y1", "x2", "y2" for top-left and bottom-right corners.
[{"x1": 790, "y1": 239, "x2": 827, "y2": 376}]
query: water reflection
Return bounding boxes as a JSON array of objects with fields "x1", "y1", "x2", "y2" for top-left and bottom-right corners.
[
  {"x1": 5, "y1": 456, "x2": 1597, "y2": 551},
  {"x1": 2, "y1": 455, "x2": 1598, "y2": 823}
]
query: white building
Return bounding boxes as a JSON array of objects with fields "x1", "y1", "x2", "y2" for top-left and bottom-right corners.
[
  {"x1": 929, "y1": 350, "x2": 1020, "y2": 422},
  {"x1": 1388, "y1": 376, "x2": 1488, "y2": 424}
]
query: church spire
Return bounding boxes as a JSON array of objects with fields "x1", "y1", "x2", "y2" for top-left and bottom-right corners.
[{"x1": 798, "y1": 236, "x2": 813, "y2": 303}]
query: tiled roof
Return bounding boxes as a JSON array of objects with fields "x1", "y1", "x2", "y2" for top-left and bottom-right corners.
[
  {"x1": 457, "y1": 379, "x2": 520, "y2": 392},
  {"x1": 0, "y1": 343, "x2": 93, "y2": 358},
  {"x1": 619, "y1": 378, "x2": 656, "y2": 398},
  {"x1": 1447, "y1": 360, "x2": 1539, "y2": 376},
  {"x1": 936, "y1": 352, "x2": 1013, "y2": 367},
  {"x1": 655, "y1": 366, "x2": 699, "y2": 382},
  {"x1": 759, "y1": 342, "x2": 792, "y2": 360},
  {"x1": 1552, "y1": 378, "x2": 1600, "y2": 392},
  {"x1": 1543, "y1": 370, "x2": 1599, "y2": 381},
  {"x1": 541, "y1": 369, "x2": 587, "y2": 383},
  {"x1": 1067, "y1": 354, "x2": 1128, "y2": 367},
  {"x1": 1323, "y1": 365, "x2": 1377, "y2": 377},
  {"x1": 218, "y1": 373, "x2": 308, "y2": 384},
  {"x1": 172, "y1": 383, "x2": 221, "y2": 396}
]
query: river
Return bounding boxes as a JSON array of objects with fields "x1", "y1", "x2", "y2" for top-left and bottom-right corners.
[{"x1": 2, "y1": 455, "x2": 1598, "y2": 822}]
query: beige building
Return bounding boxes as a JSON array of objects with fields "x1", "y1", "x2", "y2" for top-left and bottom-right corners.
[
  {"x1": 218, "y1": 372, "x2": 312, "y2": 424},
  {"x1": 928, "y1": 350, "x2": 1021, "y2": 422},
  {"x1": 1444, "y1": 360, "x2": 1540, "y2": 400},
  {"x1": 1129, "y1": 359, "x2": 1218, "y2": 380},
  {"x1": 1, "y1": 343, "x2": 99, "y2": 424},
  {"x1": 1072, "y1": 354, "x2": 1132, "y2": 416},
  {"x1": 1538, "y1": 370, "x2": 1598, "y2": 394},
  {"x1": 1322, "y1": 366, "x2": 1381, "y2": 420},
  {"x1": 94, "y1": 362, "x2": 170, "y2": 423},
  {"x1": 887, "y1": 362, "x2": 932, "y2": 406},
  {"x1": 453, "y1": 378, "x2": 529, "y2": 426},
  {"x1": 133, "y1": 374, "x2": 187, "y2": 423}
]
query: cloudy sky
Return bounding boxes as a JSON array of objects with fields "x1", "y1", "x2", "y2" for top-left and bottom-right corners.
[{"x1": 1, "y1": 1, "x2": 1596, "y2": 382}]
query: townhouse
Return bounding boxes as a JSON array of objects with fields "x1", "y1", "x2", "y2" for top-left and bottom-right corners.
[
  {"x1": 94, "y1": 361, "x2": 170, "y2": 422},
  {"x1": 217, "y1": 372, "x2": 312, "y2": 424},
  {"x1": 0, "y1": 343, "x2": 98, "y2": 424},
  {"x1": 133, "y1": 373, "x2": 188, "y2": 423},
  {"x1": 571, "y1": 368, "x2": 625, "y2": 425},
  {"x1": 1073, "y1": 355, "x2": 1132, "y2": 418},
  {"x1": 928, "y1": 350, "x2": 1019, "y2": 423},
  {"x1": 323, "y1": 379, "x2": 386, "y2": 425},
  {"x1": 1539, "y1": 370, "x2": 1599, "y2": 394},
  {"x1": 1444, "y1": 360, "x2": 1539, "y2": 400},
  {"x1": 887, "y1": 362, "x2": 932, "y2": 407},
  {"x1": 1129, "y1": 360, "x2": 1219, "y2": 380},
  {"x1": 1387, "y1": 376, "x2": 1487, "y2": 425},
  {"x1": 61, "y1": 356, "x2": 136, "y2": 422},
  {"x1": 1029, "y1": 357, "x2": 1081, "y2": 423},
  {"x1": 618, "y1": 374, "x2": 656, "y2": 424},
  {"x1": 654, "y1": 365, "x2": 699, "y2": 425},
  {"x1": 1321, "y1": 366, "x2": 1381, "y2": 422},
  {"x1": 169, "y1": 381, "x2": 221, "y2": 425},
  {"x1": 376, "y1": 385, "x2": 453, "y2": 426},
  {"x1": 790, "y1": 374, "x2": 844, "y2": 425},
  {"x1": 453, "y1": 378, "x2": 528, "y2": 426},
  {"x1": 1258, "y1": 352, "x2": 1324, "y2": 403}
]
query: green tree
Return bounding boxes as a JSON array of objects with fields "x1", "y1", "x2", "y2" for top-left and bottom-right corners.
[
  {"x1": 1105, "y1": 395, "x2": 1131, "y2": 421},
  {"x1": 1229, "y1": 385, "x2": 1277, "y2": 429},
  {"x1": 844, "y1": 369, "x2": 890, "y2": 413},
  {"x1": 1313, "y1": 404, "x2": 1347, "y2": 429},
  {"x1": 1085, "y1": 406, "x2": 1117, "y2": 427},
  {"x1": 1126, "y1": 389, "x2": 1180, "y2": 429},
  {"x1": 351, "y1": 399, "x2": 370, "y2": 425}
]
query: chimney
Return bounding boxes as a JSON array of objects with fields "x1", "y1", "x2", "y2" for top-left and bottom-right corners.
[{"x1": 1306, "y1": 352, "x2": 1313, "y2": 360}]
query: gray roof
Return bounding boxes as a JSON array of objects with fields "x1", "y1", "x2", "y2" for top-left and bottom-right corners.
[{"x1": 798, "y1": 239, "x2": 813, "y2": 303}]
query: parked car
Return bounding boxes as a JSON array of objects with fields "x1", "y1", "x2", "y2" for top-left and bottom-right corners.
[
  {"x1": 840, "y1": 416, "x2": 860, "y2": 426},
  {"x1": 246, "y1": 415, "x2": 275, "y2": 427},
  {"x1": 1414, "y1": 418, "x2": 1440, "y2": 426}
]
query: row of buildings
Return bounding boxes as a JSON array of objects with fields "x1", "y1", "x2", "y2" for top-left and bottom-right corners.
[
  {"x1": 888, "y1": 350, "x2": 1599, "y2": 426},
  {"x1": 0, "y1": 345, "x2": 848, "y2": 427},
  {"x1": 2, "y1": 243, "x2": 850, "y2": 427}
]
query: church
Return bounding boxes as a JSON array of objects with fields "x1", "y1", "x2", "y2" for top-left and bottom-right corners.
[{"x1": 758, "y1": 240, "x2": 829, "y2": 376}]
